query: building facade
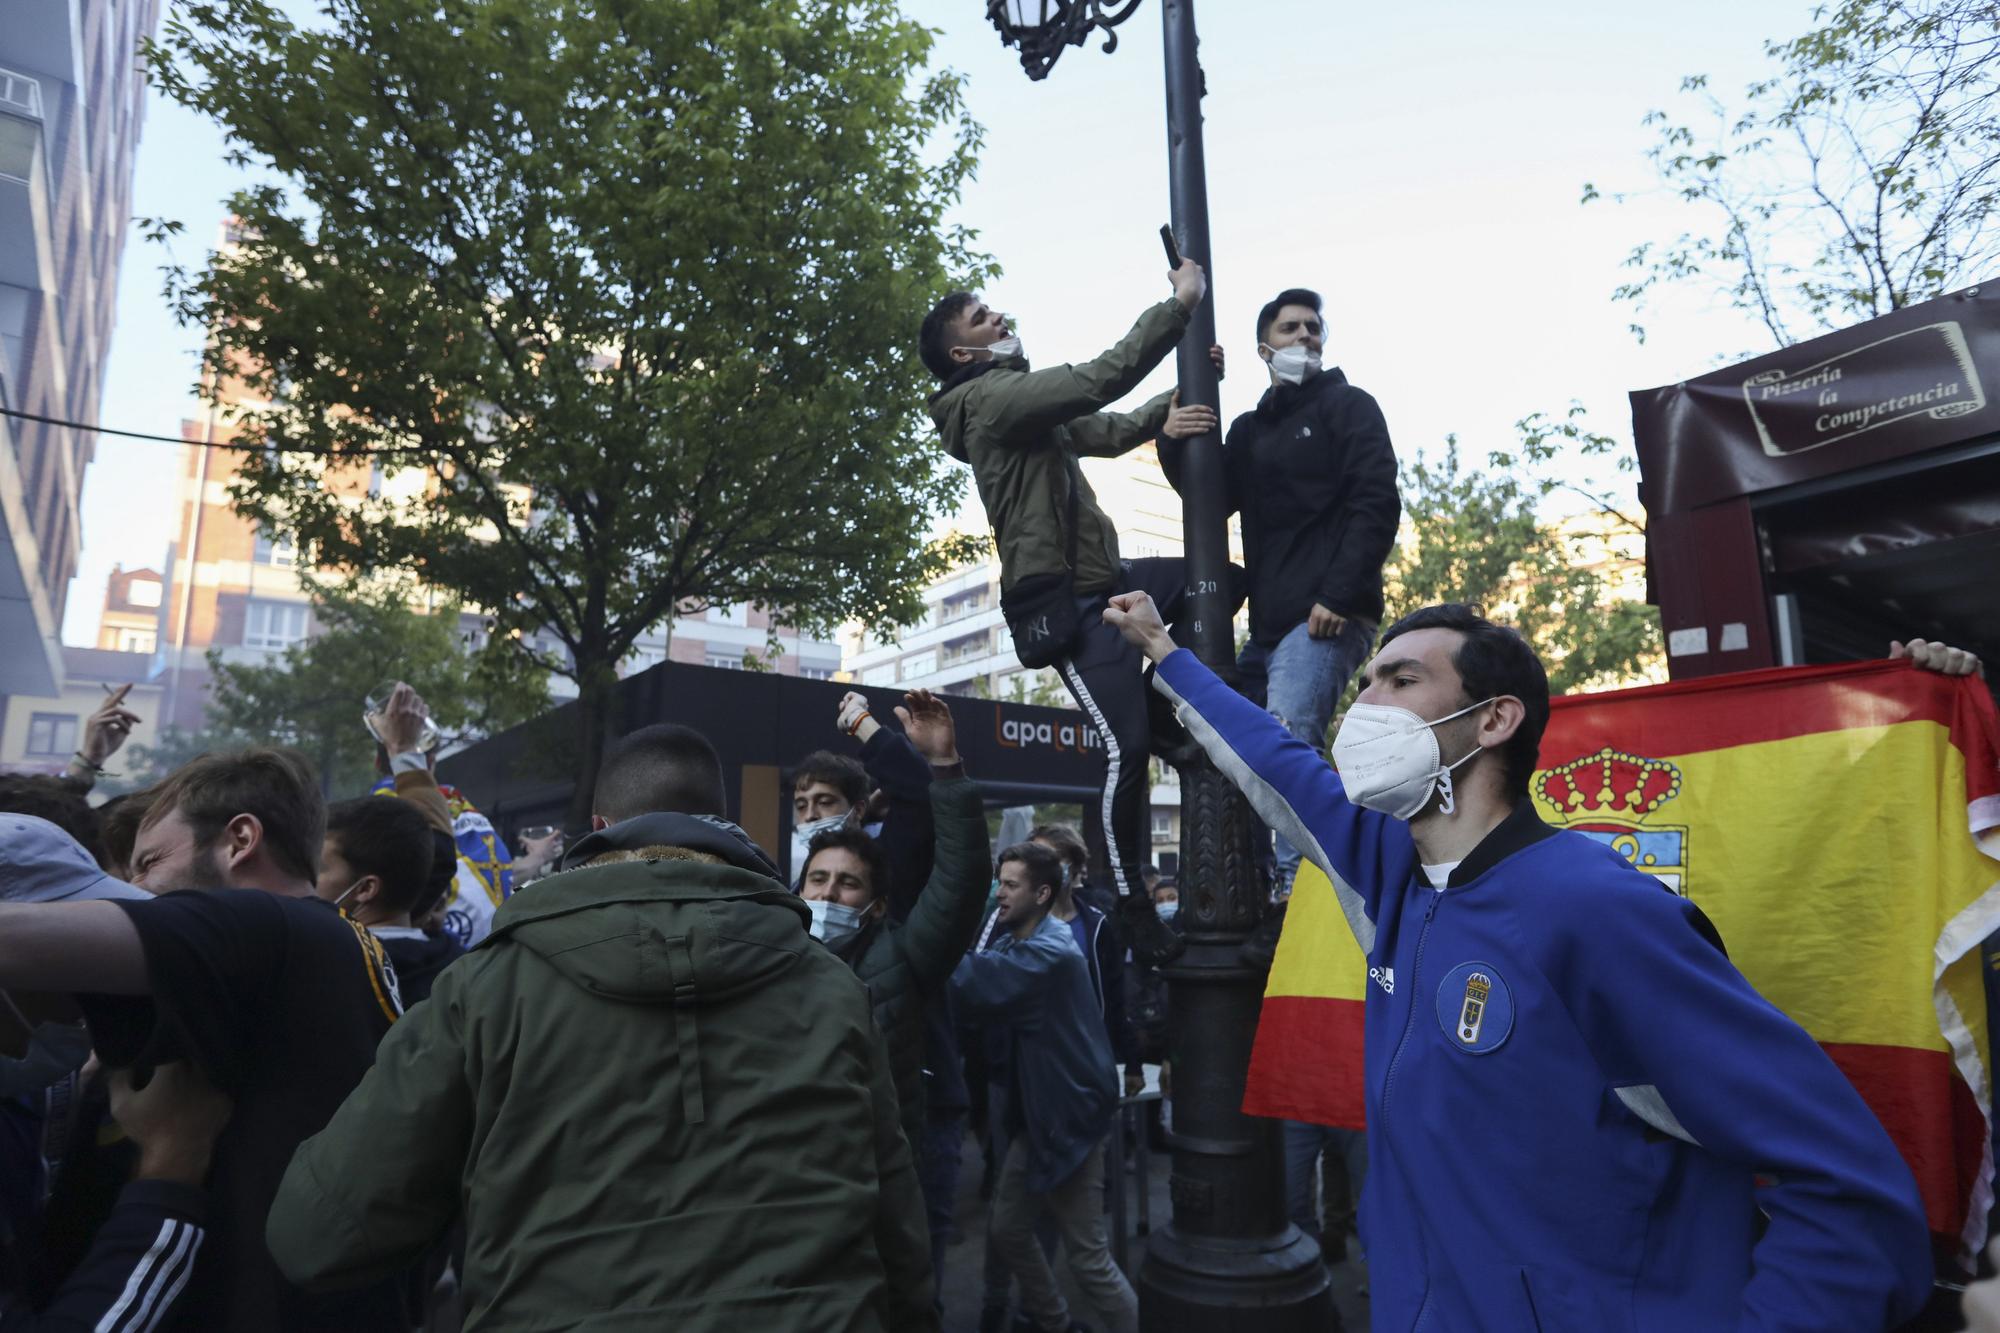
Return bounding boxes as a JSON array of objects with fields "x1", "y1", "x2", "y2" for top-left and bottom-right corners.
[
  {"x1": 0, "y1": 643, "x2": 163, "y2": 778},
  {"x1": 0, "y1": 0, "x2": 160, "y2": 707},
  {"x1": 155, "y1": 429, "x2": 842, "y2": 733}
]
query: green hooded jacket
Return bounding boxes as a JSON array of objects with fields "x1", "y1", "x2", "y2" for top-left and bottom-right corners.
[
  {"x1": 267, "y1": 817, "x2": 936, "y2": 1332},
  {"x1": 929, "y1": 297, "x2": 1190, "y2": 596},
  {"x1": 829, "y1": 776, "x2": 990, "y2": 1149}
]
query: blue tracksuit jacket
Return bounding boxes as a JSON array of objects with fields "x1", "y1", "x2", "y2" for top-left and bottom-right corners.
[{"x1": 1154, "y1": 648, "x2": 1931, "y2": 1332}]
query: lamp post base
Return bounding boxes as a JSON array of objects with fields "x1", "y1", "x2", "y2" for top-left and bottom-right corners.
[
  {"x1": 1140, "y1": 1222, "x2": 1336, "y2": 1332},
  {"x1": 1137, "y1": 758, "x2": 1339, "y2": 1330}
]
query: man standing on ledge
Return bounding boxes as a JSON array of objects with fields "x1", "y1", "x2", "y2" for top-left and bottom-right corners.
[
  {"x1": 920, "y1": 256, "x2": 1220, "y2": 962},
  {"x1": 1101, "y1": 588, "x2": 1939, "y2": 1332}
]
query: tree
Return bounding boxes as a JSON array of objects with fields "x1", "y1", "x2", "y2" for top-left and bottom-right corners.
[
  {"x1": 1585, "y1": 0, "x2": 2000, "y2": 348},
  {"x1": 1382, "y1": 409, "x2": 1663, "y2": 697},
  {"x1": 129, "y1": 590, "x2": 549, "y2": 797},
  {"x1": 145, "y1": 0, "x2": 988, "y2": 826}
]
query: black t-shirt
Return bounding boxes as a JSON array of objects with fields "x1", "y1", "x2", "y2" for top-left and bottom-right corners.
[{"x1": 79, "y1": 890, "x2": 406, "y2": 1332}]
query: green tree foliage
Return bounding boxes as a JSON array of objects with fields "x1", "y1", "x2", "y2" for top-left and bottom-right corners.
[
  {"x1": 129, "y1": 591, "x2": 548, "y2": 797},
  {"x1": 1383, "y1": 409, "x2": 1662, "y2": 697},
  {"x1": 144, "y1": 0, "x2": 989, "y2": 823},
  {"x1": 1585, "y1": 0, "x2": 2000, "y2": 347}
]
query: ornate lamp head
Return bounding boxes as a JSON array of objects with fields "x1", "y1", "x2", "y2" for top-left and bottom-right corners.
[{"x1": 986, "y1": 0, "x2": 1142, "y2": 81}]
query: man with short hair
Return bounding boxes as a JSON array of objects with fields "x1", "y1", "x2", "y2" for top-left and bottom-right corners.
[
  {"x1": 0, "y1": 750, "x2": 406, "y2": 1332},
  {"x1": 1160, "y1": 286, "x2": 1399, "y2": 899},
  {"x1": 795, "y1": 689, "x2": 988, "y2": 1159},
  {"x1": 269, "y1": 722, "x2": 938, "y2": 1330},
  {"x1": 796, "y1": 691, "x2": 979, "y2": 1303},
  {"x1": 319, "y1": 797, "x2": 463, "y2": 1006},
  {"x1": 921, "y1": 258, "x2": 1224, "y2": 963},
  {"x1": 953, "y1": 841, "x2": 1131, "y2": 1333},
  {"x1": 1106, "y1": 590, "x2": 1945, "y2": 1331}
]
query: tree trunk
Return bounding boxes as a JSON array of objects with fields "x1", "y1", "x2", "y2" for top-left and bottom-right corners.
[{"x1": 561, "y1": 656, "x2": 620, "y2": 836}]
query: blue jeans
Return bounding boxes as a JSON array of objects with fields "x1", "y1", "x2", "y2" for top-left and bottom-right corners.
[
  {"x1": 1283, "y1": 1119, "x2": 1369, "y2": 1257},
  {"x1": 1237, "y1": 617, "x2": 1376, "y2": 892}
]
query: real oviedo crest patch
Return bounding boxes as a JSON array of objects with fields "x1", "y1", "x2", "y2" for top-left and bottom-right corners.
[{"x1": 1436, "y1": 961, "x2": 1513, "y2": 1054}]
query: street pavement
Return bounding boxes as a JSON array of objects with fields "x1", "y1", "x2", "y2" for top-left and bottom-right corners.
[{"x1": 937, "y1": 1117, "x2": 1370, "y2": 1332}]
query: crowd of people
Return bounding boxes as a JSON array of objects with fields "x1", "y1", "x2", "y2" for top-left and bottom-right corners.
[{"x1": 0, "y1": 251, "x2": 1991, "y2": 1333}]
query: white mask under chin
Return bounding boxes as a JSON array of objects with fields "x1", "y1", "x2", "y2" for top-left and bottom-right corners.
[
  {"x1": 790, "y1": 813, "x2": 850, "y2": 884},
  {"x1": 1262, "y1": 343, "x2": 1321, "y2": 386},
  {"x1": 1330, "y1": 699, "x2": 1494, "y2": 820}
]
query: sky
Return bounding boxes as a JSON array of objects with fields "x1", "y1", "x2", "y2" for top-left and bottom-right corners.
[{"x1": 65, "y1": 0, "x2": 1818, "y2": 644}]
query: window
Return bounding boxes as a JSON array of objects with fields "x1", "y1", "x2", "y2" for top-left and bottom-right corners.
[
  {"x1": 862, "y1": 664, "x2": 898, "y2": 687},
  {"x1": 708, "y1": 603, "x2": 749, "y2": 627},
  {"x1": 243, "y1": 600, "x2": 309, "y2": 650},
  {"x1": 799, "y1": 665, "x2": 836, "y2": 681},
  {"x1": 940, "y1": 588, "x2": 990, "y2": 624},
  {"x1": 26, "y1": 713, "x2": 78, "y2": 757},
  {"x1": 1151, "y1": 809, "x2": 1173, "y2": 838},
  {"x1": 253, "y1": 530, "x2": 298, "y2": 568},
  {"x1": 901, "y1": 651, "x2": 937, "y2": 681},
  {"x1": 704, "y1": 653, "x2": 745, "y2": 671},
  {"x1": 117, "y1": 628, "x2": 155, "y2": 653},
  {"x1": 124, "y1": 578, "x2": 162, "y2": 608}
]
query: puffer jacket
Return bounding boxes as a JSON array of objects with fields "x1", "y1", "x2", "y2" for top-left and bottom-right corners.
[
  {"x1": 831, "y1": 777, "x2": 990, "y2": 1148},
  {"x1": 268, "y1": 813, "x2": 936, "y2": 1333},
  {"x1": 929, "y1": 297, "x2": 1189, "y2": 595}
]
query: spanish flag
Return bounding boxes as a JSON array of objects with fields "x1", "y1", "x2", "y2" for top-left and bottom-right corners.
[{"x1": 1242, "y1": 659, "x2": 2000, "y2": 1256}]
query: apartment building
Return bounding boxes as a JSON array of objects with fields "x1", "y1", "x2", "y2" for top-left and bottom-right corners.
[{"x1": 0, "y1": 0, "x2": 159, "y2": 709}]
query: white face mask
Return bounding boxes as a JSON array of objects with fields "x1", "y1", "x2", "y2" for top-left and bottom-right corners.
[
  {"x1": 1261, "y1": 343, "x2": 1321, "y2": 386},
  {"x1": 790, "y1": 813, "x2": 850, "y2": 883},
  {"x1": 1330, "y1": 699, "x2": 1496, "y2": 820},
  {"x1": 957, "y1": 335, "x2": 1023, "y2": 364},
  {"x1": 1155, "y1": 900, "x2": 1179, "y2": 921},
  {"x1": 806, "y1": 898, "x2": 872, "y2": 947}
]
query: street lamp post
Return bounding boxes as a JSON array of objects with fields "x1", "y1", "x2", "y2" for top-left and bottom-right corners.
[{"x1": 987, "y1": 3, "x2": 1336, "y2": 1328}]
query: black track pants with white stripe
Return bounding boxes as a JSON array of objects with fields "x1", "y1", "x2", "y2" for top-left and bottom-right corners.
[
  {"x1": 1, "y1": 1181, "x2": 204, "y2": 1333},
  {"x1": 1055, "y1": 557, "x2": 1187, "y2": 899}
]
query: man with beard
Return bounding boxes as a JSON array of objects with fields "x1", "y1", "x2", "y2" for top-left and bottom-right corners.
[{"x1": 0, "y1": 749, "x2": 406, "y2": 1331}]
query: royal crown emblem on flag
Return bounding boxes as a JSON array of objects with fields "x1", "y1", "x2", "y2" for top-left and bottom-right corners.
[{"x1": 1535, "y1": 747, "x2": 1689, "y2": 895}]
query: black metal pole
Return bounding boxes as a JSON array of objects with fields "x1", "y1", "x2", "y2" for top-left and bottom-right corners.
[{"x1": 1140, "y1": 1, "x2": 1336, "y2": 1327}]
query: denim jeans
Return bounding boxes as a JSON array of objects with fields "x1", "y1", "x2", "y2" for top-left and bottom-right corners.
[
  {"x1": 1237, "y1": 617, "x2": 1377, "y2": 893},
  {"x1": 1283, "y1": 1119, "x2": 1369, "y2": 1257}
]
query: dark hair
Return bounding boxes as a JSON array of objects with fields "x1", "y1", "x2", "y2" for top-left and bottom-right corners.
[
  {"x1": 997, "y1": 840, "x2": 1064, "y2": 908},
  {"x1": 141, "y1": 747, "x2": 326, "y2": 883},
  {"x1": 802, "y1": 826, "x2": 889, "y2": 900},
  {"x1": 1255, "y1": 287, "x2": 1324, "y2": 346},
  {"x1": 325, "y1": 797, "x2": 436, "y2": 916},
  {"x1": 596, "y1": 724, "x2": 727, "y2": 822},
  {"x1": 920, "y1": 292, "x2": 979, "y2": 381},
  {"x1": 1378, "y1": 603, "x2": 1551, "y2": 798},
  {"x1": 1029, "y1": 823, "x2": 1087, "y2": 884},
  {"x1": 411, "y1": 829, "x2": 459, "y2": 921},
  {"x1": 793, "y1": 751, "x2": 868, "y2": 809},
  {"x1": 97, "y1": 789, "x2": 158, "y2": 877},
  {"x1": 0, "y1": 776, "x2": 105, "y2": 868}
]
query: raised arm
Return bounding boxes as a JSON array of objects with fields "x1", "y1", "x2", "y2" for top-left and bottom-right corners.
[
  {"x1": 978, "y1": 264, "x2": 1204, "y2": 444},
  {"x1": 898, "y1": 776, "x2": 993, "y2": 992},
  {"x1": 1102, "y1": 592, "x2": 1415, "y2": 955}
]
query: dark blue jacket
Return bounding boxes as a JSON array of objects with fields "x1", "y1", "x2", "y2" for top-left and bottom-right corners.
[
  {"x1": 1155, "y1": 648, "x2": 1932, "y2": 1333},
  {"x1": 951, "y1": 915, "x2": 1117, "y2": 1193}
]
